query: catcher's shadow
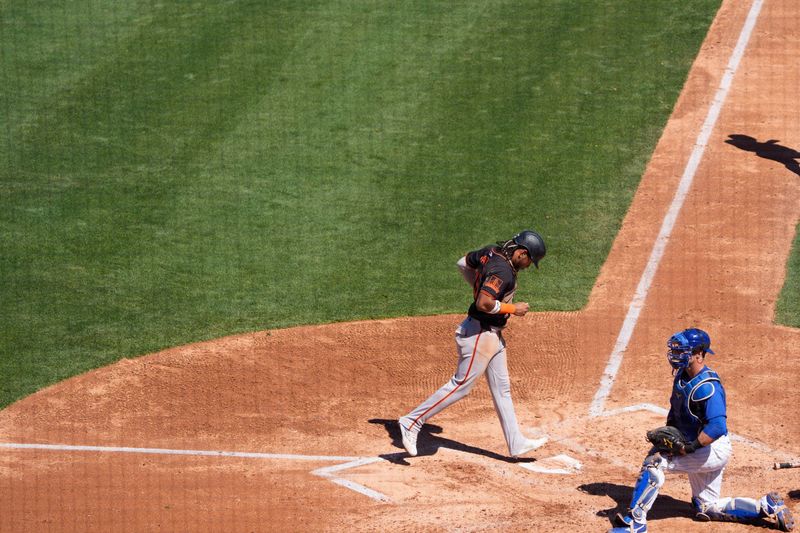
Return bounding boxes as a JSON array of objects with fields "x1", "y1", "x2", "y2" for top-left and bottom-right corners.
[
  {"x1": 368, "y1": 418, "x2": 537, "y2": 465},
  {"x1": 578, "y1": 482, "x2": 694, "y2": 522}
]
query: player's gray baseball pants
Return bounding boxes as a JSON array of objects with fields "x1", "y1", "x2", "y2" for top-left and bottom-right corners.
[{"x1": 402, "y1": 316, "x2": 528, "y2": 456}]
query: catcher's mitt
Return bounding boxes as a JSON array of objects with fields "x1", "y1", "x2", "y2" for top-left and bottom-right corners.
[{"x1": 646, "y1": 425, "x2": 687, "y2": 455}]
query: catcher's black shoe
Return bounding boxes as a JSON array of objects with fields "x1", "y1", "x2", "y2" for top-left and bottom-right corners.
[
  {"x1": 608, "y1": 513, "x2": 647, "y2": 533},
  {"x1": 762, "y1": 492, "x2": 795, "y2": 532},
  {"x1": 611, "y1": 512, "x2": 630, "y2": 527}
]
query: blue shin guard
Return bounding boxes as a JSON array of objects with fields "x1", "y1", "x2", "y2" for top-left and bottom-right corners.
[
  {"x1": 693, "y1": 496, "x2": 761, "y2": 523},
  {"x1": 694, "y1": 493, "x2": 796, "y2": 530},
  {"x1": 628, "y1": 456, "x2": 665, "y2": 522},
  {"x1": 609, "y1": 456, "x2": 664, "y2": 533}
]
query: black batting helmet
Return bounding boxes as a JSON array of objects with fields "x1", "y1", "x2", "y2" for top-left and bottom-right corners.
[{"x1": 512, "y1": 230, "x2": 546, "y2": 268}]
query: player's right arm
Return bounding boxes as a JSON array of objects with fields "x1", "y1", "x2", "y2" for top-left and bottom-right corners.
[{"x1": 456, "y1": 256, "x2": 477, "y2": 286}]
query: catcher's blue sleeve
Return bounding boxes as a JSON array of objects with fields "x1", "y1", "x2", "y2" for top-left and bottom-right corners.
[
  {"x1": 701, "y1": 385, "x2": 728, "y2": 439},
  {"x1": 704, "y1": 415, "x2": 727, "y2": 439}
]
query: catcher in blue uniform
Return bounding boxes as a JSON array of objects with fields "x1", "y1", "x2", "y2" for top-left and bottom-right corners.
[{"x1": 609, "y1": 327, "x2": 795, "y2": 533}]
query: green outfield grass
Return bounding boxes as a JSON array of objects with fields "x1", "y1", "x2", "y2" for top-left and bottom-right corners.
[
  {"x1": 777, "y1": 223, "x2": 800, "y2": 328},
  {"x1": 8, "y1": 0, "x2": 789, "y2": 410}
]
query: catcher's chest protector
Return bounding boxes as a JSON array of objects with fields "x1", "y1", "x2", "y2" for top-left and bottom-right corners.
[{"x1": 673, "y1": 369, "x2": 720, "y2": 423}]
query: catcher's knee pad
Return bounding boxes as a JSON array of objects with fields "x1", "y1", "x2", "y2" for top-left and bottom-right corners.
[
  {"x1": 641, "y1": 452, "x2": 667, "y2": 469},
  {"x1": 693, "y1": 496, "x2": 760, "y2": 523},
  {"x1": 629, "y1": 455, "x2": 666, "y2": 521}
]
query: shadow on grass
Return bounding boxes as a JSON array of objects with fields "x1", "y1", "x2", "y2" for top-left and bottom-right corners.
[
  {"x1": 725, "y1": 134, "x2": 800, "y2": 177},
  {"x1": 368, "y1": 418, "x2": 537, "y2": 466}
]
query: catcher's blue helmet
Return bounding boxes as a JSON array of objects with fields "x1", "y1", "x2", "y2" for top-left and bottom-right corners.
[{"x1": 666, "y1": 327, "x2": 714, "y2": 371}]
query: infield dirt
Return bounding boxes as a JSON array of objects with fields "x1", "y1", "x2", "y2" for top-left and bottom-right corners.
[{"x1": 1, "y1": 0, "x2": 799, "y2": 531}]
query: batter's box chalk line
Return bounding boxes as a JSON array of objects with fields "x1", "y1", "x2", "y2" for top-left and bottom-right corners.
[
  {"x1": 311, "y1": 456, "x2": 390, "y2": 502},
  {"x1": 0, "y1": 442, "x2": 392, "y2": 503}
]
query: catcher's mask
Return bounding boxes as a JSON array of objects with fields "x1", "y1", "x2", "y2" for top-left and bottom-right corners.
[
  {"x1": 512, "y1": 230, "x2": 546, "y2": 268},
  {"x1": 666, "y1": 327, "x2": 714, "y2": 371}
]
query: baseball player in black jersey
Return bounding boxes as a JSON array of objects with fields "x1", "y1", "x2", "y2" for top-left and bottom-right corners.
[{"x1": 398, "y1": 230, "x2": 548, "y2": 458}]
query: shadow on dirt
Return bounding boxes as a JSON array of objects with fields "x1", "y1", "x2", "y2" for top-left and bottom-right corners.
[
  {"x1": 725, "y1": 134, "x2": 800, "y2": 177},
  {"x1": 368, "y1": 418, "x2": 537, "y2": 466},
  {"x1": 578, "y1": 482, "x2": 694, "y2": 522}
]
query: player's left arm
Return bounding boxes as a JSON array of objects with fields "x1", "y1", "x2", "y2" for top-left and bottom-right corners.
[
  {"x1": 475, "y1": 290, "x2": 529, "y2": 316},
  {"x1": 690, "y1": 416, "x2": 726, "y2": 449},
  {"x1": 474, "y1": 269, "x2": 528, "y2": 316}
]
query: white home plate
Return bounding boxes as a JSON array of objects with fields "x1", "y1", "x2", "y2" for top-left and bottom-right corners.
[{"x1": 519, "y1": 454, "x2": 582, "y2": 474}]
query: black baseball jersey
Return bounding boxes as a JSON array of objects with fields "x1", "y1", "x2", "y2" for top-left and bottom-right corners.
[{"x1": 465, "y1": 245, "x2": 517, "y2": 328}]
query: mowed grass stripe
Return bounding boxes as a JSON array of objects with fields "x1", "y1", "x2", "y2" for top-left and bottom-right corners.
[
  {"x1": 777, "y1": 222, "x2": 800, "y2": 328},
  {"x1": 2, "y1": 1, "x2": 724, "y2": 407}
]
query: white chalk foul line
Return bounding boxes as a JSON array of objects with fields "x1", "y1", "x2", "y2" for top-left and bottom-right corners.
[
  {"x1": 589, "y1": 0, "x2": 765, "y2": 418},
  {"x1": 0, "y1": 442, "x2": 391, "y2": 502},
  {"x1": 0, "y1": 442, "x2": 362, "y2": 461}
]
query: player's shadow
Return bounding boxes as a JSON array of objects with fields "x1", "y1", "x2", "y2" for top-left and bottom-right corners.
[
  {"x1": 725, "y1": 134, "x2": 800, "y2": 177},
  {"x1": 368, "y1": 418, "x2": 538, "y2": 466},
  {"x1": 578, "y1": 482, "x2": 694, "y2": 522}
]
